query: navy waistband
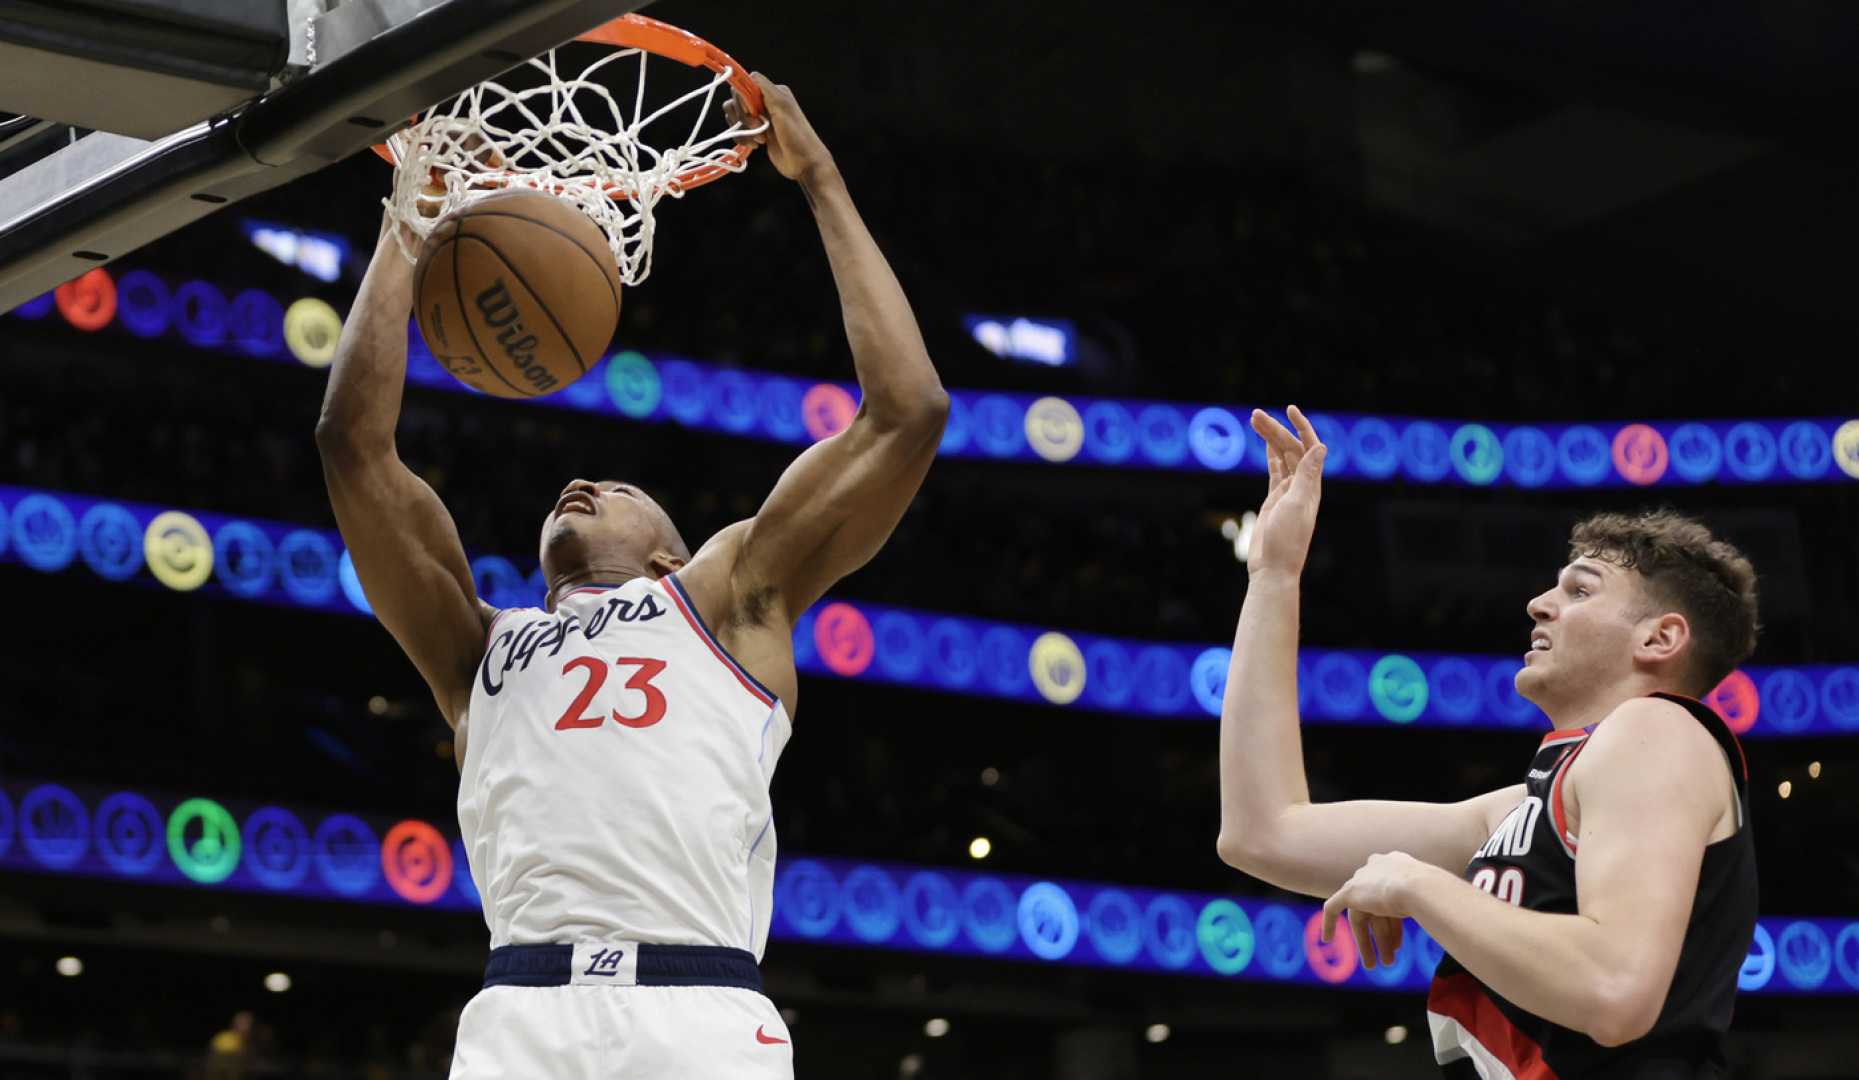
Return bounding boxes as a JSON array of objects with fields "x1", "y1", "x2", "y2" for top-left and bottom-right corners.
[{"x1": 483, "y1": 943, "x2": 762, "y2": 992}]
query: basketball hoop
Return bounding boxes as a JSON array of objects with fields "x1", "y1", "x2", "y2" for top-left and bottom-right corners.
[{"x1": 373, "y1": 14, "x2": 766, "y2": 285}]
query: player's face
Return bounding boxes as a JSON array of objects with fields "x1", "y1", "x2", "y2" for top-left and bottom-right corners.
[
  {"x1": 1516, "y1": 558, "x2": 1648, "y2": 707},
  {"x1": 539, "y1": 479, "x2": 678, "y2": 583}
]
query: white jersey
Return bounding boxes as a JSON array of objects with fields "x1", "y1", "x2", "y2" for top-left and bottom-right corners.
[{"x1": 457, "y1": 573, "x2": 791, "y2": 957}]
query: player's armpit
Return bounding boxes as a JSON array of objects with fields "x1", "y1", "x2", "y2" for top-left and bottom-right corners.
[
  {"x1": 1566, "y1": 699, "x2": 1729, "y2": 1044},
  {"x1": 317, "y1": 442, "x2": 487, "y2": 726},
  {"x1": 731, "y1": 399, "x2": 946, "y2": 621},
  {"x1": 1220, "y1": 785, "x2": 1524, "y2": 900}
]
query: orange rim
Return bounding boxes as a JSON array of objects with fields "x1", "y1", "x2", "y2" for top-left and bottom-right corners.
[{"x1": 371, "y1": 13, "x2": 763, "y2": 195}]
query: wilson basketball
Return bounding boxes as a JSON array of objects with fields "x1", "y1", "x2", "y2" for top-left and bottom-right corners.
[{"x1": 413, "y1": 189, "x2": 622, "y2": 399}]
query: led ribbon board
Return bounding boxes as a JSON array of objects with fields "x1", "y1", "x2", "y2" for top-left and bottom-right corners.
[
  {"x1": 12, "y1": 268, "x2": 1859, "y2": 489},
  {"x1": 3, "y1": 483, "x2": 1856, "y2": 737},
  {"x1": 0, "y1": 779, "x2": 1851, "y2": 994}
]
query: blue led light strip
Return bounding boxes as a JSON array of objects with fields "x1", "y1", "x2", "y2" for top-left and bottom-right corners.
[
  {"x1": 0, "y1": 778, "x2": 1847, "y2": 994},
  {"x1": 3, "y1": 483, "x2": 1855, "y2": 736},
  {"x1": 13, "y1": 269, "x2": 1859, "y2": 488}
]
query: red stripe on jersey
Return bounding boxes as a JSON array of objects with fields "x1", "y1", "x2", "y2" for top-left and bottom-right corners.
[
  {"x1": 1428, "y1": 972, "x2": 1559, "y2": 1079},
  {"x1": 656, "y1": 575, "x2": 777, "y2": 709},
  {"x1": 1549, "y1": 738, "x2": 1590, "y2": 855},
  {"x1": 1539, "y1": 729, "x2": 1588, "y2": 748}
]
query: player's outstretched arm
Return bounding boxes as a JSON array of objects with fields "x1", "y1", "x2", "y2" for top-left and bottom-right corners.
[
  {"x1": 1215, "y1": 407, "x2": 1522, "y2": 898},
  {"x1": 315, "y1": 218, "x2": 486, "y2": 727},
  {"x1": 726, "y1": 76, "x2": 949, "y2": 618}
]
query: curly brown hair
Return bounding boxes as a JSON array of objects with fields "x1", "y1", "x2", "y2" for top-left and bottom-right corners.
[{"x1": 1568, "y1": 509, "x2": 1760, "y2": 696}]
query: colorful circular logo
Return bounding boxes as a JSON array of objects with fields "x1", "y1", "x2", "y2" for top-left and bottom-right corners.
[
  {"x1": 1485, "y1": 660, "x2": 1540, "y2": 726},
  {"x1": 1400, "y1": 422, "x2": 1451, "y2": 482},
  {"x1": 1777, "y1": 921, "x2": 1832, "y2": 989},
  {"x1": 11, "y1": 493, "x2": 77, "y2": 571},
  {"x1": 937, "y1": 395, "x2": 971, "y2": 454},
  {"x1": 902, "y1": 871, "x2": 961, "y2": 949},
  {"x1": 1084, "y1": 889, "x2": 1142, "y2": 965},
  {"x1": 1705, "y1": 669, "x2": 1760, "y2": 734},
  {"x1": 115, "y1": 270, "x2": 171, "y2": 338},
  {"x1": 604, "y1": 351, "x2": 660, "y2": 418},
  {"x1": 1132, "y1": 647, "x2": 1190, "y2": 714},
  {"x1": 56, "y1": 268, "x2": 116, "y2": 331},
  {"x1": 1188, "y1": 408, "x2": 1247, "y2": 471},
  {"x1": 1084, "y1": 402, "x2": 1137, "y2": 463},
  {"x1": 381, "y1": 819, "x2": 453, "y2": 904},
  {"x1": 1501, "y1": 426, "x2": 1556, "y2": 488},
  {"x1": 1778, "y1": 421, "x2": 1831, "y2": 480},
  {"x1": 1833, "y1": 420, "x2": 1859, "y2": 481},
  {"x1": 314, "y1": 814, "x2": 380, "y2": 896},
  {"x1": 1142, "y1": 894, "x2": 1197, "y2": 970},
  {"x1": 1426, "y1": 658, "x2": 1483, "y2": 724},
  {"x1": 1307, "y1": 413, "x2": 1349, "y2": 475},
  {"x1": 1556, "y1": 426, "x2": 1611, "y2": 486},
  {"x1": 971, "y1": 396, "x2": 1026, "y2": 458},
  {"x1": 1025, "y1": 397, "x2": 1085, "y2": 463},
  {"x1": 283, "y1": 297, "x2": 342, "y2": 367},
  {"x1": 1362, "y1": 920, "x2": 1416, "y2": 986},
  {"x1": 1611, "y1": 424, "x2": 1668, "y2": 486},
  {"x1": 1724, "y1": 422, "x2": 1777, "y2": 482},
  {"x1": 757, "y1": 375, "x2": 806, "y2": 442},
  {"x1": 926, "y1": 619, "x2": 978, "y2": 689},
  {"x1": 1189, "y1": 647, "x2": 1230, "y2": 717},
  {"x1": 212, "y1": 521, "x2": 274, "y2": 597},
  {"x1": 1739, "y1": 924, "x2": 1774, "y2": 990},
  {"x1": 1349, "y1": 418, "x2": 1399, "y2": 479},
  {"x1": 338, "y1": 550, "x2": 373, "y2": 614},
  {"x1": 1304, "y1": 909, "x2": 1357, "y2": 984},
  {"x1": 1667, "y1": 423, "x2": 1723, "y2": 483},
  {"x1": 801, "y1": 383, "x2": 858, "y2": 442},
  {"x1": 873, "y1": 612, "x2": 928, "y2": 681},
  {"x1": 166, "y1": 797, "x2": 242, "y2": 884},
  {"x1": 978, "y1": 627, "x2": 1031, "y2": 695},
  {"x1": 1029, "y1": 631, "x2": 1087, "y2": 705},
  {"x1": 1311, "y1": 653, "x2": 1369, "y2": 719},
  {"x1": 1822, "y1": 668, "x2": 1859, "y2": 731},
  {"x1": 657, "y1": 360, "x2": 707, "y2": 424},
  {"x1": 470, "y1": 555, "x2": 526, "y2": 611},
  {"x1": 1368, "y1": 654, "x2": 1428, "y2": 723},
  {"x1": 1135, "y1": 405, "x2": 1189, "y2": 466},
  {"x1": 777, "y1": 859, "x2": 841, "y2": 938},
  {"x1": 962, "y1": 877, "x2": 1018, "y2": 953},
  {"x1": 1450, "y1": 424, "x2": 1502, "y2": 486},
  {"x1": 173, "y1": 280, "x2": 227, "y2": 346},
  {"x1": 1251, "y1": 904, "x2": 1305, "y2": 978},
  {"x1": 1084, "y1": 641, "x2": 1134, "y2": 710},
  {"x1": 1196, "y1": 899, "x2": 1255, "y2": 975},
  {"x1": 1758, "y1": 669, "x2": 1816, "y2": 733},
  {"x1": 20, "y1": 784, "x2": 89, "y2": 869},
  {"x1": 242, "y1": 806, "x2": 311, "y2": 890},
  {"x1": 94, "y1": 791, "x2": 164, "y2": 876},
  {"x1": 842, "y1": 865, "x2": 903, "y2": 942},
  {"x1": 813, "y1": 602, "x2": 874, "y2": 677},
  {"x1": 230, "y1": 289, "x2": 285, "y2": 356},
  {"x1": 78, "y1": 503, "x2": 142, "y2": 580},
  {"x1": 1018, "y1": 882, "x2": 1081, "y2": 961},
  {"x1": 708, "y1": 371, "x2": 759, "y2": 434},
  {"x1": 279, "y1": 529, "x2": 337, "y2": 603},
  {"x1": 1833, "y1": 924, "x2": 1859, "y2": 990},
  {"x1": 143, "y1": 510, "x2": 213, "y2": 591}
]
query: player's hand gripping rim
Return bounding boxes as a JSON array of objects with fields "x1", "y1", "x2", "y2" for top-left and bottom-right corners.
[
  {"x1": 726, "y1": 74, "x2": 837, "y2": 185},
  {"x1": 1246, "y1": 405, "x2": 1328, "y2": 580}
]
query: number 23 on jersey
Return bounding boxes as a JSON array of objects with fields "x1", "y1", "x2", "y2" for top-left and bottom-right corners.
[{"x1": 556, "y1": 656, "x2": 671, "y2": 731}]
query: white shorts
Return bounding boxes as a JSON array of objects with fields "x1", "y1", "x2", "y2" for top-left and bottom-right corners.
[{"x1": 451, "y1": 984, "x2": 795, "y2": 1079}]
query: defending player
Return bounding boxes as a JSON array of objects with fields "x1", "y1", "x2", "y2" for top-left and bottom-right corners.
[
  {"x1": 1216, "y1": 407, "x2": 1758, "y2": 1078},
  {"x1": 315, "y1": 76, "x2": 947, "y2": 1078}
]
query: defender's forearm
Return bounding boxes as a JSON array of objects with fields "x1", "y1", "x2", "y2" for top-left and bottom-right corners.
[
  {"x1": 316, "y1": 234, "x2": 416, "y2": 453},
  {"x1": 800, "y1": 168, "x2": 945, "y2": 425},
  {"x1": 1217, "y1": 573, "x2": 1314, "y2": 854}
]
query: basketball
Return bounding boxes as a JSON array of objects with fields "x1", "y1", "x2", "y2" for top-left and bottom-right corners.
[{"x1": 413, "y1": 189, "x2": 622, "y2": 399}]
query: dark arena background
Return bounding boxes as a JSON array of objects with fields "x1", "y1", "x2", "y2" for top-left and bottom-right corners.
[{"x1": 2, "y1": 1, "x2": 1858, "y2": 1077}]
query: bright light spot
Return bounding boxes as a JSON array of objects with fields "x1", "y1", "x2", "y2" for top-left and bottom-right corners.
[
  {"x1": 968, "y1": 836, "x2": 992, "y2": 860},
  {"x1": 899, "y1": 1053, "x2": 924, "y2": 1077},
  {"x1": 1145, "y1": 1023, "x2": 1170, "y2": 1043},
  {"x1": 1222, "y1": 512, "x2": 1258, "y2": 563},
  {"x1": 1385, "y1": 1025, "x2": 1408, "y2": 1045},
  {"x1": 1809, "y1": 761, "x2": 1822, "y2": 779},
  {"x1": 55, "y1": 957, "x2": 82, "y2": 977},
  {"x1": 980, "y1": 767, "x2": 1000, "y2": 787},
  {"x1": 265, "y1": 972, "x2": 291, "y2": 993},
  {"x1": 368, "y1": 695, "x2": 388, "y2": 716},
  {"x1": 964, "y1": 315, "x2": 1074, "y2": 367},
  {"x1": 1778, "y1": 781, "x2": 1792, "y2": 799},
  {"x1": 925, "y1": 1018, "x2": 950, "y2": 1038}
]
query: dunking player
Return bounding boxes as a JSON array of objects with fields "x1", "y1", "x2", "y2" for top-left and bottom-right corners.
[
  {"x1": 316, "y1": 77, "x2": 946, "y2": 1077},
  {"x1": 1217, "y1": 408, "x2": 1758, "y2": 1078}
]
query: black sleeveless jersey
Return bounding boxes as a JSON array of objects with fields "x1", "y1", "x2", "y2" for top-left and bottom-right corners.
[{"x1": 1426, "y1": 693, "x2": 1758, "y2": 1079}]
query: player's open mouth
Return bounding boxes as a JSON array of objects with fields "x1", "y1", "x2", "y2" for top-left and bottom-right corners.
[
  {"x1": 1526, "y1": 633, "x2": 1551, "y2": 661},
  {"x1": 555, "y1": 492, "x2": 597, "y2": 517}
]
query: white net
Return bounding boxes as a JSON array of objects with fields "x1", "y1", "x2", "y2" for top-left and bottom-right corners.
[{"x1": 379, "y1": 36, "x2": 767, "y2": 285}]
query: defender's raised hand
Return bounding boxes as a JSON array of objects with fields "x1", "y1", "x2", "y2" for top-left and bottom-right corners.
[{"x1": 1246, "y1": 405, "x2": 1327, "y2": 579}]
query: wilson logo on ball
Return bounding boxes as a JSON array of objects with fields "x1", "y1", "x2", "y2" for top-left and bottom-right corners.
[{"x1": 474, "y1": 281, "x2": 558, "y2": 394}]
